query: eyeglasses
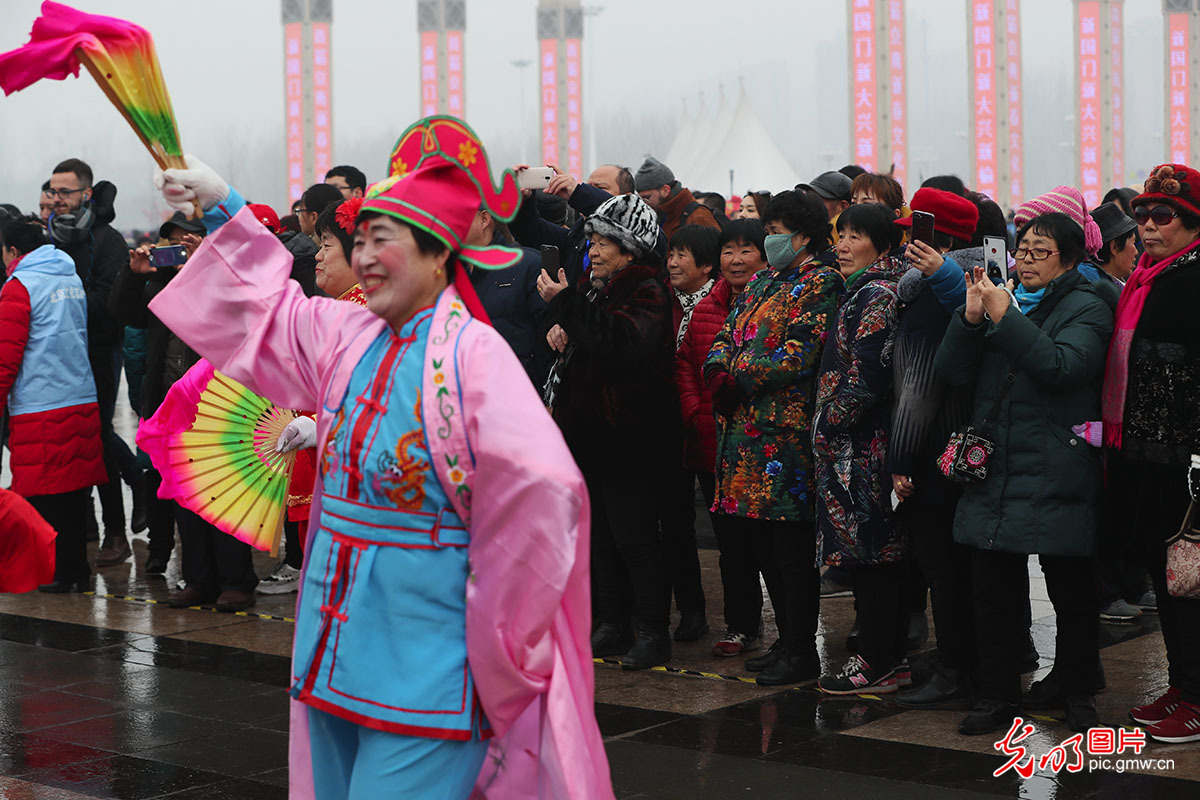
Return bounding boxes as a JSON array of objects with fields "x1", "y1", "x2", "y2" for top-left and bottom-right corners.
[
  {"x1": 1133, "y1": 205, "x2": 1178, "y2": 226},
  {"x1": 42, "y1": 187, "x2": 85, "y2": 199},
  {"x1": 1013, "y1": 247, "x2": 1060, "y2": 261}
]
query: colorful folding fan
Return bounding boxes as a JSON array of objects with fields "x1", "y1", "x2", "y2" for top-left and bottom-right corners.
[
  {"x1": 136, "y1": 360, "x2": 298, "y2": 555},
  {"x1": 0, "y1": 1, "x2": 186, "y2": 171}
]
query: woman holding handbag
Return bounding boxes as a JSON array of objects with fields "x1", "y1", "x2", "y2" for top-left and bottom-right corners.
[
  {"x1": 1103, "y1": 164, "x2": 1200, "y2": 744},
  {"x1": 934, "y1": 210, "x2": 1113, "y2": 737}
]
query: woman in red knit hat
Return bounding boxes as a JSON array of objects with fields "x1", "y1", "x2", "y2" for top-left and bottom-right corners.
[{"x1": 1104, "y1": 163, "x2": 1200, "y2": 744}]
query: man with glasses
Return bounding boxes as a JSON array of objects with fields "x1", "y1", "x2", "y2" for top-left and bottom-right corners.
[{"x1": 49, "y1": 157, "x2": 141, "y2": 567}]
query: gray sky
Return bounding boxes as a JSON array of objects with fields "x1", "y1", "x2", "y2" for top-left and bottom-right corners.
[{"x1": 0, "y1": 0, "x2": 1172, "y2": 230}]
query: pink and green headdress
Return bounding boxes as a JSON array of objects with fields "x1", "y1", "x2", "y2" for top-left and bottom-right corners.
[{"x1": 361, "y1": 116, "x2": 523, "y2": 271}]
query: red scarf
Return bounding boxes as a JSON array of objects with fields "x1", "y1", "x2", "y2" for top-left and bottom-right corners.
[{"x1": 1102, "y1": 237, "x2": 1200, "y2": 448}]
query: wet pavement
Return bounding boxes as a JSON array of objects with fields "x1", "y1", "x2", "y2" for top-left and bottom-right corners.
[{"x1": 0, "y1": 400, "x2": 1197, "y2": 797}]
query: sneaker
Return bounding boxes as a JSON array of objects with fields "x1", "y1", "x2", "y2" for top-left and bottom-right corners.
[
  {"x1": 1099, "y1": 598, "x2": 1142, "y2": 622},
  {"x1": 1146, "y1": 701, "x2": 1200, "y2": 744},
  {"x1": 820, "y1": 573, "x2": 853, "y2": 598},
  {"x1": 818, "y1": 654, "x2": 898, "y2": 695},
  {"x1": 1130, "y1": 686, "x2": 1182, "y2": 726},
  {"x1": 1131, "y1": 590, "x2": 1157, "y2": 613},
  {"x1": 257, "y1": 564, "x2": 302, "y2": 595},
  {"x1": 895, "y1": 658, "x2": 912, "y2": 687},
  {"x1": 712, "y1": 631, "x2": 759, "y2": 658}
]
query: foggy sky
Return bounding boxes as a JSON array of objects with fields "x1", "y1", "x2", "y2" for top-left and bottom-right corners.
[{"x1": 0, "y1": 0, "x2": 1173, "y2": 230}]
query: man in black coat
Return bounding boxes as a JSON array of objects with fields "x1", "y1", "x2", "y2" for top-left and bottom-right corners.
[
  {"x1": 48, "y1": 158, "x2": 140, "y2": 565},
  {"x1": 463, "y1": 208, "x2": 549, "y2": 387}
]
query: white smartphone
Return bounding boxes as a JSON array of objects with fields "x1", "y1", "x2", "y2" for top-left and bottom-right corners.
[
  {"x1": 518, "y1": 166, "x2": 555, "y2": 191},
  {"x1": 983, "y1": 236, "x2": 1007, "y2": 285}
]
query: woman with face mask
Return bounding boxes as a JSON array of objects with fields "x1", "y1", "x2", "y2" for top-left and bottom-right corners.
[{"x1": 703, "y1": 190, "x2": 843, "y2": 685}]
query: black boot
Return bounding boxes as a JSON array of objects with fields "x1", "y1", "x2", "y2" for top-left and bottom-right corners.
[
  {"x1": 959, "y1": 700, "x2": 1019, "y2": 736},
  {"x1": 591, "y1": 623, "x2": 633, "y2": 658},
  {"x1": 38, "y1": 578, "x2": 87, "y2": 594},
  {"x1": 1024, "y1": 663, "x2": 1107, "y2": 709},
  {"x1": 1065, "y1": 695, "x2": 1101, "y2": 733},
  {"x1": 673, "y1": 611, "x2": 710, "y2": 642},
  {"x1": 756, "y1": 648, "x2": 819, "y2": 687},
  {"x1": 746, "y1": 639, "x2": 785, "y2": 672},
  {"x1": 897, "y1": 666, "x2": 972, "y2": 710},
  {"x1": 621, "y1": 626, "x2": 671, "y2": 671},
  {"x1": 129, "y1": 472, "x2": 149, "y2": 534},
  {"x1": 906, "y1": 612, "x2": 929, "y2": 652}
]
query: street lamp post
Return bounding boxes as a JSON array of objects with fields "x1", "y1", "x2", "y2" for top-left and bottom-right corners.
[
  {"x1": 582, "y1": 5, "x2": 605, "y2": 174},
  {"x1": 511, "y1": 58, "x2": 533, "y2": 164}
]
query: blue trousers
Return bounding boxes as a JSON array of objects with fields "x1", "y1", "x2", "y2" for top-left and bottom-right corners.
[{"x1": 307, "y1": 707, "x2": 488, "y2": 799}]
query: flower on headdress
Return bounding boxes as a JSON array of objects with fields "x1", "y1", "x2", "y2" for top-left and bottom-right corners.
[
  {"x1": 1162, "y1": 179, "x2": 1182, "y2": 196},
  {"x1": 458, "y1": 141, "x2": 479, "y2": 168},
  {"x1": 1156, "y1": 165, "x2": 1176, "y2": 180},
  {"x1": 335, "y1": 197, "x2": 364, "y2": 234},
  {"x1": 393, "y1": 158, "x2": 409, "y2": 176}
]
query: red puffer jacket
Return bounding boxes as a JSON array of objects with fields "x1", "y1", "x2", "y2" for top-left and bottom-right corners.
[
  {"x1": 0, "y1": 279, "x2": 107, "y2": 497},
  {"x1": 675, "y1": 279, "x2": 733, "y2": 472}
]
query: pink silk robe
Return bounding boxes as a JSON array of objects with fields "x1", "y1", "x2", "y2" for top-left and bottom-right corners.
[{"x1": 147, "y1": 208, "x2": 613, "y2": 799}]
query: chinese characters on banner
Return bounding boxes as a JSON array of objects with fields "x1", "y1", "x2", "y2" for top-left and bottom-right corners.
[
  {"x1": 1078, "y1": 2, "x2": 1101, "y2": 208},
  {"x1": 540, "y1": 38, "x2": 558, "y2": 168},
  {"x1": 1110, "y1": 2, "x2": 1123, "y2": 188},
  {"x1": 972, "y1": 1, "x2": 998, "y2": 201},
  {"x1": 446, "y1": 31, "x2": 464, "y2": 117},
  {"x1": 565, "y1": 38, "x2": 582, "y2": 179},
  {"x1": 312, "y1": 23, "x2": 331, "y2": 186},
  {"x1": 285, "y1": 23, "x2": 305, "y2": 204},
  {"x1": 1169, "y1": 13, "x2": 1190, "y2": 165},
  {"x1": 852, "y1": 0, "x2": 876, "y2": 171},
  {"x1": 421, "y1": 31, "x2": 439, "y2": 117},
  {"x1": 888, "y1": 0, "x2": 905, "y2": 189},
  {"x1": 1005, "y1": 0, "x2": 1022, "y2": 204}
]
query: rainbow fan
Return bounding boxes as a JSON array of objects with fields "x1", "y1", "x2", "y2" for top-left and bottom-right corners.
[
  {"x1": 137, "y1": 360, "x2": 299, "y2": 554},
  {"x1": 0, "y1": 1, "x2": 185, "y2": 171}
]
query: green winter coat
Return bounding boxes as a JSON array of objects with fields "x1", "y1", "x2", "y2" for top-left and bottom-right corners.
[{"x1": 933, "y1": 269, "x2": 1114, "y2": 557}]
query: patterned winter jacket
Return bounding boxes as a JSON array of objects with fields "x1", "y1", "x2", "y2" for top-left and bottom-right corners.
[
  {"x1": 705, "y1": 256, "x2": 843, "y2": 521},
  {"x1": 813, "y1": 255, "x2": 908, "y2": 567}
]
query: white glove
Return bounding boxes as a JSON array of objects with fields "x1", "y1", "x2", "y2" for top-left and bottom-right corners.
[
  {"x1": 275, "y1": 416, "x2": 317, "y2": 453},
  {"x1": 153, "y1": 154, "x2": 230, "y2": 214}
]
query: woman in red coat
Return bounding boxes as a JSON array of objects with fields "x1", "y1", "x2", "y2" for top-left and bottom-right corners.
[
  {"x1": 0, "y1": 215, "x2": 106, "y2": 592},
  {"x1": 675, "y1": 218, "x2": 770, "y2": 656}
]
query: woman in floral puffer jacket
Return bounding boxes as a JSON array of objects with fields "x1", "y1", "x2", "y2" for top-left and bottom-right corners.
[{"x1": 704, "y1": 191, "x2": 843, "y2": 686}]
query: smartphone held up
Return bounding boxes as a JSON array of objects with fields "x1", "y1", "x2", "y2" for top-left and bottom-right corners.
[{"x1": 149, "y1": 244, "x2": 188, "y2": 268}]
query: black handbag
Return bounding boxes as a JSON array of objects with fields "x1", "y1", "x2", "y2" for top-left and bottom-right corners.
[{"x1": 936, "y1": 372, "x2": 1015, "y2": 483}]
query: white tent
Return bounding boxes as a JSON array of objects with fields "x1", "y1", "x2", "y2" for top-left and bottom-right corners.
[
  {"x1": 672, "y1": 95, "x2": 710, "y2": 183},
  {"x1": 675, "y1": 85, "x2": 800, "y2": 196},
  {"x1": 664, "y1": 100, "x2": 696, "y2": 173},
  {"x1": 680, "y1": 87, "x2": 734, "y2": 183}
]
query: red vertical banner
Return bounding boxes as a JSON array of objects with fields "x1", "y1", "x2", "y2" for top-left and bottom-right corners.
[
  {"x1": 851, "y1": 0, "x2": 876, "y2": 170},
  {"x1": 446, "y1": 30, "x2": 464, "y2": 118},
  {"x1": 1169, "y1": 14, "x2": 1190, "y2": 165},
  {"x1": 540, "y1": 38, "x2": 558, "y2": 168},
  {"x1": 887, "y1": 0, "x2": 905, "y2": 189},
  {"x1": 1005, "y1": 0, "x2": 1022, "y2": 204},
  {"x1": 972, "y1": 1, "x2": 998, "y2": 201},
  {"x1": 420, "y1": 31, "x2": 439, "y2": 117},
  {"x1": 1078, "y1": 2, "x2": 1101, "y2": 208},
  {"x1": 1109, "y1": 2, "x2": 1123, "y2": 188},
  {"x1": 285, "y1": 22, "x2": 305, "y2": 203},
  {"x1": 565, "y1": 38, "x2": 582, "y2": 180},
  {"x1": 311, "y1": 22, "x2": 331, "y2": 185}
]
